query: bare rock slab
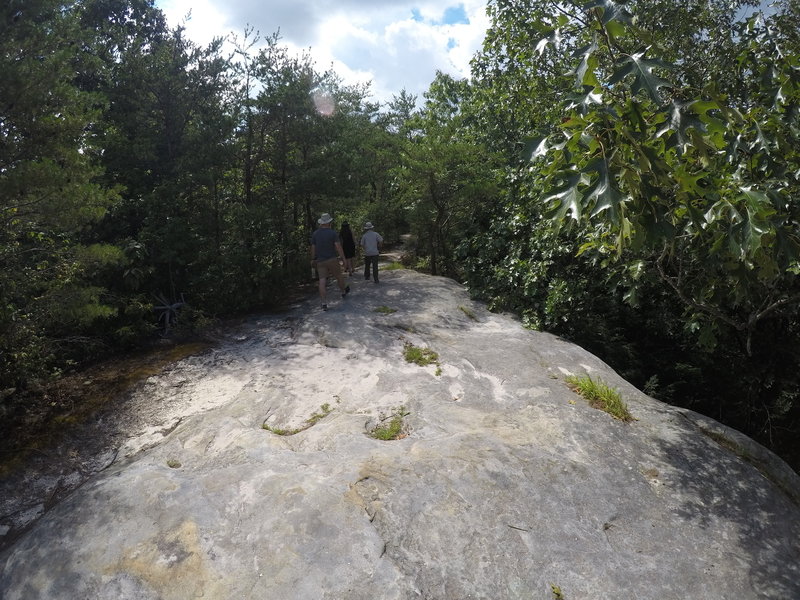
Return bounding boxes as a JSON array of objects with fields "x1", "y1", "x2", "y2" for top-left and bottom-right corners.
[{"x1": 2, "y1": 270, "x2": 799, "y2": 599}]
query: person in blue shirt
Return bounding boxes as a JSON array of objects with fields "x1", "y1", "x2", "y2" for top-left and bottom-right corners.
[{"x1": 311, "y1": 213, "x2": 350, "y2": 311}]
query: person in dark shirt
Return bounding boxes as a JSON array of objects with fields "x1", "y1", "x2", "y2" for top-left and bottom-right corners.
[
  {"x1": 339, "y1": 221, "x2": 357, "y2": 276},
  {"x1": 310, "y1": 213, "x2": 350, "y2": 311}
]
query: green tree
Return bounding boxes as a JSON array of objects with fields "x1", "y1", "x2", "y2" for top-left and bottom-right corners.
[
  {"x1": 532, "y1": 4, "x2": 800, "y2": 352},
  {"x1": 81, "y1": 1, "x2": 239, "y2": 318},
  {"x1": 395, "y1": 72, "x2": 500, "y2": 276},
  {"x1": 1, "y1": 0, "x2": 122, "y2": 388},
  {"x1": 472, "y1": 0, "x2": 800, "y2": 462},
  {"x1": 228, "y1": 34, "x2": 381, "y2": 303}
]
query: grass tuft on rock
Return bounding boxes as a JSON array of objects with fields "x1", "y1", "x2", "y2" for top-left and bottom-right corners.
[
  {"x1": 565, "y1": 374, "x2": 633, "y2": 422},
  {"x1": 459, "y1": 305, "x2": 478, "y2": 321},
  {"x1": 370, "y1": 407, "x2": 409, "y2": 440},
  {"x1": 263, "y1": 403, "x2": 332, "y2": 436},
  {"x1": 403, "y1": 342, "x2": 439, "y2": 367}
]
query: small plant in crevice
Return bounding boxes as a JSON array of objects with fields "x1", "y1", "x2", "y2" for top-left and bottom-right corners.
[
  {"x1": 413, "y1": 256, "x2": 431, "y2": 272},
  {"x1": 642, "y1": 374, "x2": 660, "y2": 397},
  {"x1": 370, "y1": 406, "x2": 410, "y2": 440},
  {"x1": 262, "y1": 403, "x2": 333, "y2": 436},
  {"x1": 306, "y1": 402, "x2": 332, "y2": 426},
  {"x1": 403, "y1": 342, "x2": 441, "y2": 376},
  {"x1": 550, "y1": 583, "x2": 565, "y2": 599},
  {"x1": 565, "y1": 374, "x2": 633, "y2": 422},
  {"x1": 374, "y1": 305, "x2": 397, "y2": 314},
  {"x1": 459, "y1": 305, "x2": 478, "y2": 321}
]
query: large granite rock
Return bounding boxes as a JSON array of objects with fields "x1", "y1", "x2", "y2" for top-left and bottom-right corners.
[{"x1": 1, "y1": 269, "x2": 799, "y2": 599}]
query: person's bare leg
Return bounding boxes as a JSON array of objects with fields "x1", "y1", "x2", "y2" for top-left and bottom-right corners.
[
  {"x1": 337, "y1": 272, "x2": 348, "y2": 293},
  {"x1": 331, "y1": 261, "x2": 348, "y2": 295}
]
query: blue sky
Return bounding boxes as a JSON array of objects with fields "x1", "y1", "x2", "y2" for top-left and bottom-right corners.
[
  {"x1": 412, "y1": 5, "x2": 470, "y2": 25},
  {"x1": 156, "y1": 0, "x2": 491, "y2": 105}
]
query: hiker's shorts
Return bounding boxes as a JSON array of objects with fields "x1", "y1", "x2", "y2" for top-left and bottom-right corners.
[{"x1": 317, "y1": 257, "x2": 342, "y2": 279}]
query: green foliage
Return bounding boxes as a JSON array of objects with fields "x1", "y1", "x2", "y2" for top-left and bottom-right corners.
[
  {"x1": 532, "y1": 7, "x2": 800, "y2": 357},
  {"x1": 459, "y1": 0, "x2": 800, "y2": 469},
  {"x1": 391, "y1": 72, "x2": 501, "y2": 277},
  {"x1": 0, "y1": 0, "x2": 122, "y2": 387},
  {"x1": 308, "y1": 403, "x2": 332, "y2": 426},
  {"x1": 533, "y1": 3, "x2": 799, "y2": 457},
  {"x1": 565, "y1": 375, "x2": 633, "y2": 422}
]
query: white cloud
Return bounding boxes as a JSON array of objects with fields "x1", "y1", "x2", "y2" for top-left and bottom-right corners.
[
  {"x1": 159, "y1": 0, "x2": 232, "y2": 45},
  {"x1": 156, "y1": 0, "x2": 491, "y2": 106}
]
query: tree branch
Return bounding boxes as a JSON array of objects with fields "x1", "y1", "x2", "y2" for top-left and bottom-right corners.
[
  {"x1": 751, "y1": 293, "x2": 800, "y2": 325},
  {"x1": 655, "y1": 245, "x2": 745, "y2": 332}
]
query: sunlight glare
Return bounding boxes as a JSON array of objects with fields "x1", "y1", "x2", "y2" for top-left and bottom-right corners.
[{"x1": 312, "y1": 92, "x2": 336, "y2": 116}]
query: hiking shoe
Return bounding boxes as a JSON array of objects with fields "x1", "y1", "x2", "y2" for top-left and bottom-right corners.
[
  {"x1": 342, "y1": 285, "x2": 350, "y2": 298},
  {"x1": 322, "y1": 304, "x2": 328, "y2": 311}
]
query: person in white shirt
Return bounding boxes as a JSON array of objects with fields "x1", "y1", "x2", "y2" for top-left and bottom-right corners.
[{"x1": 359, "y1": 222, "x2": 383, "y2": 283}]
